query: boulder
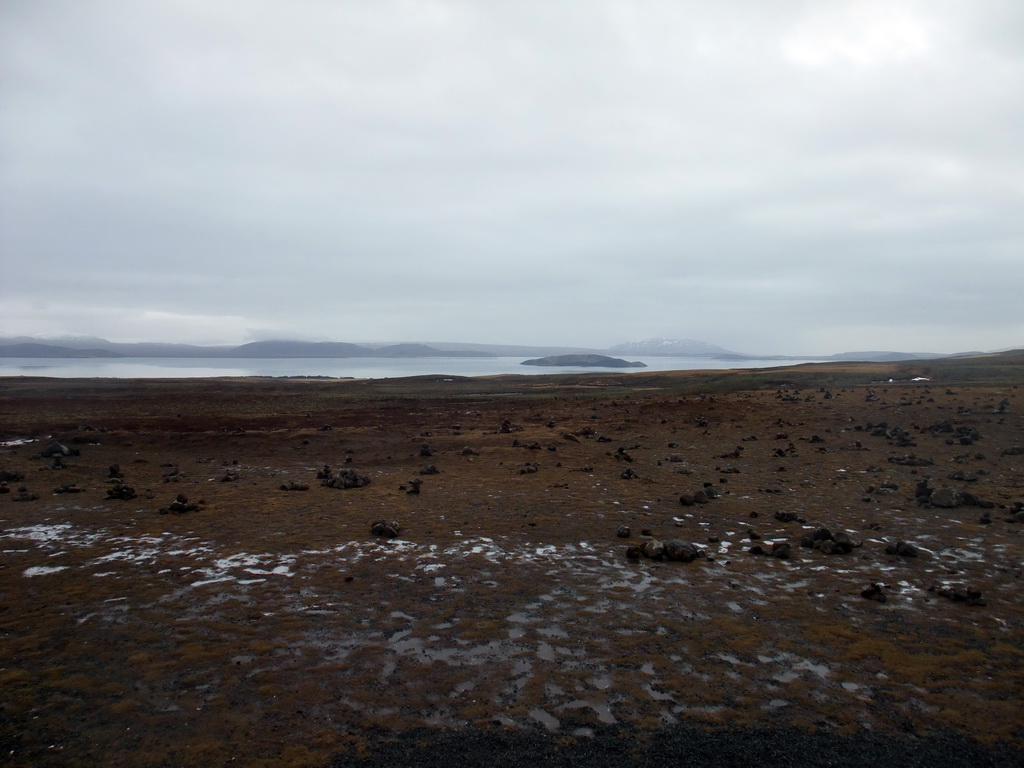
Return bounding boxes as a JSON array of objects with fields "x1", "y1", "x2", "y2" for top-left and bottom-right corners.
[
  {"x1": 929, "y1": 487, "x2": 963, "y2": 508},
  {"x1": 39, "y1": 442, "x2": 78, "y2": 458},
  {"x1": 771, "y1": 541, "x2": 792, "y2": 559},
  {"x1": 663, "y1": 540, "x2": 702, "y2": 562},
  {"x1": 641, "y1": 539, "x2": 665, "y2": 560}
]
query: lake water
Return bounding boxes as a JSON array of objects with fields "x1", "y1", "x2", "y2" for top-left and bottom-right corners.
[{"x1": 0, "y1": 356, "x2": 818, "y2": 379}]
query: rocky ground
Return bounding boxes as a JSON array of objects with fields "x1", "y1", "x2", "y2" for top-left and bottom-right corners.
[{"x1": 0, "y1": 368, "x2": 1022, "y2": 767}]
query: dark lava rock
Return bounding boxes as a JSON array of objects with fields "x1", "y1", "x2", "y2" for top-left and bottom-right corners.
[{"x1": 616, "y1": 525, "x2": 631, "y2": 538}]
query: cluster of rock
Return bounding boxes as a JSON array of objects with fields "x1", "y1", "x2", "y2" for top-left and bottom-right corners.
[
  {"x1": 926, "y1": 421, "x2": 981, "y2": 445},
  {"x1": 915, "y1": 479, "x2": 995, "y2": 509},
  {"x1": 371, "y1": 520, "x2": 401, "y2": 538},
  {"x1": 799, "y1": 527, "x2": 860, "y2": 555},
  {"x1": 279, "y1": 481, "x2": 309, "y2": 491},
  {"x1": 678, "y1": 483, "x2": 721, "y2": 506},
  {"x1": 34, "y1": 442, "x2": 79, "y2": 459},
  {"x1": 318, "y1": 466, "x2": 371, "y2": 489},
  {"x1": 105, "y1": 481, "x2": 137, "y2": 500},
  {"x1": 774, "y1": 510, "x2": 806, "y2": 524},
  {"x1": 929, "y1": 583, "x2": 986, "y2": 606},
  {"x1": 748, "y1": 540, "x2": 793, "y2": 559},
  {"x1": 626, "y1": 537, "x2": 707, "y2": 563},
  {"x1": 884, "y1": 541, "x2": 918, "y2": 557},
  {"x1": 9, "y1": 487, "x2": 39, "y2": 502},
  {"x1": 159, "y1": 493, "x2": 200, "y2": 514}
]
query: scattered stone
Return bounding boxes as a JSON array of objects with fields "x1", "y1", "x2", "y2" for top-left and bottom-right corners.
[
  {"x1": 620, "y1": 468, "x2": 638, "y2": 480},
  {"x1": 459, "y1": 446, "x2": 480, "y2": 456},
  {"x1": 13, "y1": 489, "x2": 39, "y2": 502},
  {"x1": 888, "y1": 454, "x2": 933, "y2": 467},
  {"x1": 406, "y1": 478, "x2": 423, "y2": 495},
  {"x1": 53, "y1": 484, "x2": 83, "y2": 494},
  {"x1": 519, "y1": 462, "x2": 539, "y2": 474},
  {"x1": 279, "y1": 481, "x2": 309, "y2": 491},
  {"x1": 420, "y1": 464, "x2": 440, "y2": 475},
  {"x1": 616, "y1": 525, "x2": 631, "y2": 538}
]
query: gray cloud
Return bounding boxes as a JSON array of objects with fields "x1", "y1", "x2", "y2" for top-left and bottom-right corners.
[{"x1": 2, "y1": 0, "x2": 1022, "y2": 354}]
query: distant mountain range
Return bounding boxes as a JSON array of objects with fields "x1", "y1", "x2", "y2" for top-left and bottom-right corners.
[{"x1": 0, "y1": 335, "x2": 978, "y2": 363}]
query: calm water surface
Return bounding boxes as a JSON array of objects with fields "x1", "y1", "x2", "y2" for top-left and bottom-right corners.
[{"x1": 0, "y1": 356, "x2": 818, "y2": 379}]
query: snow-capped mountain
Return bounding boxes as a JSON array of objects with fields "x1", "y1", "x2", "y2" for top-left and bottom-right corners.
[{"x1": 606, "y1": 338, "x2": 735, "y2": 357}]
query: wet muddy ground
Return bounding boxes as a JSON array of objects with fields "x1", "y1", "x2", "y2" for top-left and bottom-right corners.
[{"x1": 1, "y1": 373, "x2": 1022, "y2": 766}]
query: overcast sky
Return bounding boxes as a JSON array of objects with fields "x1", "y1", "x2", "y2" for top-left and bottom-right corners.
[{"x1": 2, "y1": 1, "x2": 1022, "y2": 355}]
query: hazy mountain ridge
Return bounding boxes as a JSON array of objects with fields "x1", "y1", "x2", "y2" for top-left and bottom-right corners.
[{"x1": 0, "y1": 336, "x2": 1000, "y2": 362}]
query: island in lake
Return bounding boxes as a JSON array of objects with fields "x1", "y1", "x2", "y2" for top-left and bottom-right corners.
[{"x1": 521, "y1": 354, "x2": 647, "y2": 368}]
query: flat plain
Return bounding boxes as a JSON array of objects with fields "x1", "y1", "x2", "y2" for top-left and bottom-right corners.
[{"x1": 1, "y1": 355, "x2": 1023, "y2": 767}]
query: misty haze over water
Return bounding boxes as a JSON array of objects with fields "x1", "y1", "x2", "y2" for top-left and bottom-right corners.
[{"x1": 0, "y1": 356, "x2": 821, "y2": 380}]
